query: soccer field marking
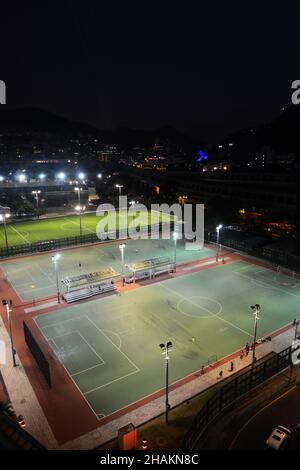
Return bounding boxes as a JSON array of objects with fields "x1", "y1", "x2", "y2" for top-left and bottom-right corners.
[
  {"x1": 34, "y1": 318, "x2": 102, "y2": 420},
  {"x1": 101, "y1": 329, "x2": 122, "y2": 349},
  {"x1": 86, "y1": 316, "x2": 140, "y2": 372},
  {"x1": 84, "y1": 369, "x2": 140, "y2": 395},
  {"x1": 233, "y1": 269, "x2": 300, "y2": 299},
  {"x1": 76, "y1": 331, "x2": 105, "y2": 365},
  {"x1": 61, "y1": 217, "x2": 95, "y2": 235},
  {"x1": 36, "y1": 263, "x2": 56, "y2": 286},
  {"x1": 158, "y1": 282, "x2": 253, "y2": 338},
  {"x1": 72, "y1": 362, "x2": 105, "y2": 377},
  {"x1": 8, "y1": 224, "x2": 30, "y2": 244},
  {"x1": 176, "y1": 296, "x2": 222, "y2": 319}
]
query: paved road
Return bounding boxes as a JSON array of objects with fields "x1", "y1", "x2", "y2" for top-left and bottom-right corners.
[{"x1": 230, "y1": 383, "x2": 300, "y2": 449}]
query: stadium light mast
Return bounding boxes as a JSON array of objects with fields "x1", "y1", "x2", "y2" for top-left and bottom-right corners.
[
  {"x1": 250, "y1": 304, "x2": 261, "y2": 363},
  {"x1": 74, "y1": 187, "x2": 85, "y2": 242},
  {"x1": 32, "y1": 190, "x2": 41, "y2": 219},
  {"x1": 115, "y1": 184, "x2": 124, "y2": 196},
  {"x1": 173, "y1": 232, "x2": 178, "y2": 272},
  {"x1": 0, "y1": 206, "x2": 11, "y2": 255},
  {"x1": 52, "y1": 254, "x2": 61, "y2": 304},
  {"x1": 216, "y1": 224, "x2": 223, "y2": 259},
  {"x1": 119, "y1": 243, "x2": 126, "y2": 279},
  {"x1": 159, "y1": 341, "x2": 173, "y2": 424},
  {"x1": 2, "y1": 299, "x2": 17, "y2": 367}
]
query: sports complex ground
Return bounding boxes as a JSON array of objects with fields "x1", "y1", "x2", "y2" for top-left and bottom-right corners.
[
  {"x1": 1, "y1": 235, "x2": 300, "y2": 444},
  {"x1": 0, "y1": 210, "x2": 171, "y2": 248}
]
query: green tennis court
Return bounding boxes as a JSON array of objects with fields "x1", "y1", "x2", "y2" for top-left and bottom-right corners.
[
  {"x1": 34, "y1": 259, "x2": 300, "y2": 419},
  {"x1": 0, "y1": 210, "x2": 172, "y2": 248},
  {"x1": 0, "y1": 239, "x2": 213, "y2": 301}
]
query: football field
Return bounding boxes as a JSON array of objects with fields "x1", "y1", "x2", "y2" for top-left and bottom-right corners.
[
  {"x1": 0, "y1": 210, "x2": 172, "y2": 248},
  {"x1": 33, "y1": 259, "x2": 300, "y2": 419}
]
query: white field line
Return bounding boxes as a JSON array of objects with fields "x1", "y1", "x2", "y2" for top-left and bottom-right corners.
[
  {"x1": 76, "y1": 331, "x2": 105, "y2": 365},
  {"x1": 8, "y1": 224, "x2": 30, "y2": 244},
  {"x1": 62, "y1": 217, "x2": 95, "y2": 235},
  {"x1": 158, "y1": 282, "x2": 252, "y2": 338},
  {"x1": 233, "y1": 270, "x2": 300, "y2": 300},
  {"x1": 86, "y1": 316, "x2": 140, "y2": 372}
]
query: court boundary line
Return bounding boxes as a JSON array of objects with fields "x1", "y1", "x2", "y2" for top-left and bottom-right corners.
[
  {"x1": 233, "y1": 268, "x2": 300, "y2": 300},
  {"x1": 33, "y1": 316, "x2": 106, "y2": 421},
  {"x1": 158, "y1": 281, "x2": 253, "y2": 339}
]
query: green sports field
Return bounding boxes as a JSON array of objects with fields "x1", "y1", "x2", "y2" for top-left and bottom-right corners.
[
  {"x1": 33, "y1": 259, "x2": 300, "y2": 418},
  {"x1": 0, "y1": 210, "x2": 172, "y2": 248}
]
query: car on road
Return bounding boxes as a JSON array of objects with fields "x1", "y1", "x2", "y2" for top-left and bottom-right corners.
[{"x1": 266, "y1": 425, "x2": 291, "y2": 450}]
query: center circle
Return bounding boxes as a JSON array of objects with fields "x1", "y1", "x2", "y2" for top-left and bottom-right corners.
[{"x1": 177, "y1": 296, "x2": 222, "y2": 319}]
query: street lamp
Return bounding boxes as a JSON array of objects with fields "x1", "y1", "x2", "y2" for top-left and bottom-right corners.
[
  {"x1": 250, "y1": 304, "x2": 261, "y2": 363},
  {"x1": 32, "y1": 190, "x2": 41, "y2": 218},
  {"x1": 115, "y1": 184, "x2": 124, "y2": 196},
  {"x1": 119, "y1": 243, "x2": 126, "y2": 280},
  {"x1": 39, "y1": 173, "x2": 46, "y2": 181},
  {"x1": 0, "y1": 207, "x2": 11, "y2": 255},
  {"x1": 159, "y1": 341, "x2": 173, "y2": 424},
  {"x1": 216, "y1": 224, "x2": 223, "y2": 260},
  {"x1": 78, "y1": 172, "x2": 85, "y2": 181},
  {"x1": 2, "y1": 299, "x2": 17, "y2": 367},
  {"x1": 51, "y1": 253, "x2": 61, "y2": 304},
  {"x1": 97, "y1": 173, "x2": 102, "y2": 179},
  {"x1": 173, "y1": 232, "x2": 178, "y2": 272}
]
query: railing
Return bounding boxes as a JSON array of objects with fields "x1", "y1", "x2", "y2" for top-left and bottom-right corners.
[
  {"x1": 0, "y1": 222, "x2": 174, "y2": 258},
  {"x1": 182, "y1": 345, "x2": 292, "y2": 450},
  {"x1": 207, "y1": 231, "x2": 300, "y2": 270}
]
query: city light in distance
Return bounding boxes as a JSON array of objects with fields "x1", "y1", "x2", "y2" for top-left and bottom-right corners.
[
  {"x1": 78, "y1": 172, "x2": 85, "y2": 180},
  {"x1": 39, "y1": 173, "x2": 46, "y2": 180}
]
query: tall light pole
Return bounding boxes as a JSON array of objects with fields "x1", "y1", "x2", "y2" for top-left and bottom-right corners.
[
  {"x1": 52, "y1": 254, "x2": 61, "y2": 304},
  {"x1": 32, "y1": 190, "x2": 41, "y2": 218},
  {"x1": 159, "y1": 341, "x2": 173, "y2": 424},
  {"x1": 173, "y1": 232, "x2": 178, "y2": 272},
  {"x1": 2, "y1": 299, "x2": 17, "y2": 367},
  {"x1": 74, "y1": 187, "x2": 85, "y2": 242},
  {"x1": 0, "y1": 206, "x2": 11, "y2": 255},
  {"x1": 115, "y1": 184, "x2": 124, "y2": 196},
  {"x1": 119, "y1": 243, "x2": 126, "y2": 281},
  {"x1": 250, "y1": 304, "x2": 261, "y2": 363},
  {"x1": 216, "y1": 224, "x2": 223, "y2": 260}
]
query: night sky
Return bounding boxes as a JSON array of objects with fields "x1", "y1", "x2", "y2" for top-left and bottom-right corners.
[{"x1": 1, "y1": 2, "x2": 299, "y2": 140}]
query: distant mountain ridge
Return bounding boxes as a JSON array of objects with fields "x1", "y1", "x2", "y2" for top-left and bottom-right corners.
[
  {"x1": 224, "y1": 105, "x2": 300, "y2": 157},
  {"x1": 0, "y1": 107, "x2": 203, "y2": 146}
]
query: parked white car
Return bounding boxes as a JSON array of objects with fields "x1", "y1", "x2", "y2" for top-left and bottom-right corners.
[{"x1": 266, "y1": 425, "x2": 291, "y2": 450}]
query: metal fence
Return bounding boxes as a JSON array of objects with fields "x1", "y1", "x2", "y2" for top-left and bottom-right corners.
[
  {"x1": 0, "y1": 222, "x2": 174, "y2": 258},
  {"x1": 182, "y1": 346, "x2": 292, "y2": 450},
  {"x1": 206, "y1": 231, "x2": 300, "y2": 270}
]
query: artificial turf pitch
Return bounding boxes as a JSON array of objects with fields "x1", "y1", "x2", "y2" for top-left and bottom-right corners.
[{"x1": 0, "y1": 210, "x2": 171, "y2": 248}]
